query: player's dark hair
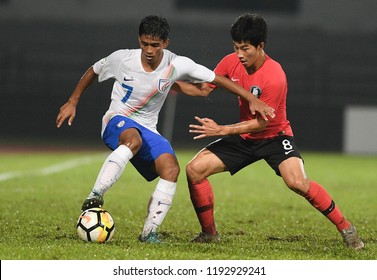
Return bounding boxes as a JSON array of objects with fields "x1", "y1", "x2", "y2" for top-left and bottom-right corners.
[
  {"x1": 139, "y1": 15, "x2": 170, "y2": 41},
  {"x1": 230, "y1": 13, "x2": 267, "y2": 47}
]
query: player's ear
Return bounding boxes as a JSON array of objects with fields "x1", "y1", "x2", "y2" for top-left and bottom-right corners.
[
  {"x1": 163, "y1": 38, "x2": 170, "y2": 48},
  {"x1": 258, "y1": 42, "x2": 265, "y2": 50}
]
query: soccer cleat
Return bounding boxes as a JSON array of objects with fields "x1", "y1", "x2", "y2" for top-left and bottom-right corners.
[
  {"x1": 139, "y1": 232, "x2": 161, "y2": 244},
  {"x1": 340, "y1": 225, "x2": 364, "y2": 250},
  {"x1": 81, "y1": 195, "x2": 104, "y2": 212},
  {"x1": 191, "y1": 231, "x2": 221, "y2": 243}
]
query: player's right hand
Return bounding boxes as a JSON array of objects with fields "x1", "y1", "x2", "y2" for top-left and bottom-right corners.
[{"x1": 56, "y1": 101, "x2": 77, "y2": 128}]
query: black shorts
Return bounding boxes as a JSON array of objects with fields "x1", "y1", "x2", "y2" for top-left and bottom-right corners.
[{"x1": 206, "y1": 135, "x2": 302, "y2": 176}]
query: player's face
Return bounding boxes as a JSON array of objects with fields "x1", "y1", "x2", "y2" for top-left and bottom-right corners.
[
  {"x1": 139, "y1": 34, "x2": 169, "y2": 68},
  {"x1": 233, "y1": 41, "x2": 265, "y2": 72}
]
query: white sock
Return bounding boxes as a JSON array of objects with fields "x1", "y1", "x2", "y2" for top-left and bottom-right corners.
[
  {"x1": 88, "y1": 145, "x2": 133, "y2": 198},
  {"x1": 141, "y1": 178, "x2": 177, "y2": 236}
]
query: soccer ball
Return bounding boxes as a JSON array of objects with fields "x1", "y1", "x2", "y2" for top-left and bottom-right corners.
[{"x1": 76, "y1": 208, "x2": 115, "y2": 243}]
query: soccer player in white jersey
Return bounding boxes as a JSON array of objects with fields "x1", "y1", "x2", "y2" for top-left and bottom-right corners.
[{"x1": 56, "y1": 15, "x2": 275, "y2": 243}]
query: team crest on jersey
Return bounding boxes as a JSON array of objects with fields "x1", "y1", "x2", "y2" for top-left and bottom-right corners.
[
  {"x1": 158, "y1": 79, "x2": 171, "y2": 93},
  {"x1": 250, "y1": 86, "x2": 262, "y2": 98}
]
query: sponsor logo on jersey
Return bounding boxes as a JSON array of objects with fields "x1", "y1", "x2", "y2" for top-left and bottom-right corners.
[
  {"x1": 116, "y1": 120, "x2": 125, "y2": 128},
  {"x1": 124, "y1": 76, "x2": 134, "y2": 82},
  {"x1": 158, "y1": 79, "x2": 171, "y2": 93}
]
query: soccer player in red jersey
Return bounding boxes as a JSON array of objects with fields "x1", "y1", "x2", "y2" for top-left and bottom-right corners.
[{"x1": 175, "y1": 13, "x2": 364, "y2": 249}]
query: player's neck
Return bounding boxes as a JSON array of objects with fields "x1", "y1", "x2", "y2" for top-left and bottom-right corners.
[{"x1": 142, "y1": 60, "x2": 160, "y2": 72}]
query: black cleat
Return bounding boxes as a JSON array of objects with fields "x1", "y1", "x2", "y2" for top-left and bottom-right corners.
[
  {"x1": 191, "y1": 231, "x2": 221, "y2": 243},
  {"x1": 81, "y1": 195, "x2": 104, "y2": 212}
]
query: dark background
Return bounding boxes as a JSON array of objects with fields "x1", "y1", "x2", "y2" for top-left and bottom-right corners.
[{"x1": 1, "y1": 0, "x2": 376, "y2": 151}]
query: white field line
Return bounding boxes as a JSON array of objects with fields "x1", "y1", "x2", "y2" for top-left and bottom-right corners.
[{"x1": 0, "y1": 154, "x2": 105, "y2": 182}]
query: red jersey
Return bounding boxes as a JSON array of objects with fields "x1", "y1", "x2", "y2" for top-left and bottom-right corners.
[{"x1": 214, "y1": 53, "x2": 293, "y2": 140}]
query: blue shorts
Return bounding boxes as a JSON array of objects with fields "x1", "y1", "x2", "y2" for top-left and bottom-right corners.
[{"x1": 102, "y1": 115, "x2": 176, "y2": 181}]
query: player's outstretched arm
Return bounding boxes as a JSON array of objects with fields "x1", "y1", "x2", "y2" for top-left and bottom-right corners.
[
  {"x1": 56, "y1": 67, "x2": 98, "y2": 128},
  {"x1": 172, "y1": 81, "x2": 214, "y2": 97},
  {"x1": 189, "y1": 116, "x2": 267, "y2": 139},
  {"x1": 211, "y1": 74, "x2": 275, "y2": 121}
]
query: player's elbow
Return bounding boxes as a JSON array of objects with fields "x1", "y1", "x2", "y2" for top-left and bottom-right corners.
[
  {"x1": 196, "y1": 89, "x2": 212, "y2": 97},
  {"x1": 190, "y1": 84, "x2": 213, "y2": 97}
]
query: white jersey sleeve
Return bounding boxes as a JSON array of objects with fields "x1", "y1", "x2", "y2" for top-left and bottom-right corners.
[
  {"x1": 93, "y1": 50, "x2": 125, "y2": 82},
  {"x1": 172, "y1": 56, "x2": 216, "y2": 83}
]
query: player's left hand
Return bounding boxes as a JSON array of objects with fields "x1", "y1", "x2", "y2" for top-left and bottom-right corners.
[
  {"x1": 249, "y1": 98, "x2": 275, "y2": 120},
  {"x1": 189, "y1": 116, "x2": 222, "y2": 139}
]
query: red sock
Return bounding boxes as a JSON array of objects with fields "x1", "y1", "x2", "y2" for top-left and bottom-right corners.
[
  {"x1": 188, "y1": 179, "x2": 216, "y2": 235},
  {"x1": 304, "y1": 181, "x2": 350, "y2": 231}
]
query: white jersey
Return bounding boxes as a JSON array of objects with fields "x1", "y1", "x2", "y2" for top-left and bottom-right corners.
[{"x1": 92, "y1": 49, "x2": 216, "y2": 135}]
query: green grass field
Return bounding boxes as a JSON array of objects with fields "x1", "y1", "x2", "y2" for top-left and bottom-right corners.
[{"x1": 0, "y1": 149, "x2": 376, "y2": 260}]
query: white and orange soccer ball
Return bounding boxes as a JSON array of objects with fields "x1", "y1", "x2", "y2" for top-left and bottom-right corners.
[{"x1": 76, "y1": 208, "x2": 115, "y2": 243}]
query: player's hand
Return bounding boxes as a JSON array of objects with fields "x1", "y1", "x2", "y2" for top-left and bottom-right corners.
[
  {"x1": 56, "y1": 101, "x2": 77, "y2": 128},
  {"x1": 189, "y1": 116, "x2": 222, "y2": 139},
  {"x1": 249, "y1": 98, "x2": 275, "y2": 121}
]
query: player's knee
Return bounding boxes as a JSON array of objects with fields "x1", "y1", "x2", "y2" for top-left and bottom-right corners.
[
  {"x1": 285, "y1": 177, "x2": 310, "y2": 195},
  {"x1": 186, "y1": 160, "x2": 205, "y2": 183},
  {"x1": 160, "y1": 164, "x2": 180, "y2": 182},
  {"x1": 118, "y1": 132, "x2": 142, "y2": 154},
  {"x1": 170, "y1": 163, "x2": 180, "y2": 179},
  {"x1": 185, "y1": 161, "x2": 195, "y2": 178}
]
